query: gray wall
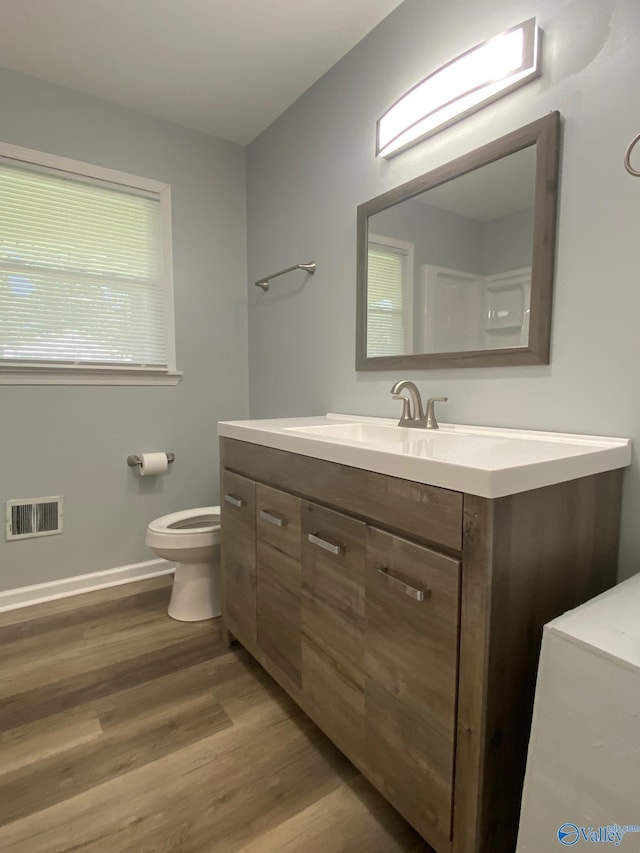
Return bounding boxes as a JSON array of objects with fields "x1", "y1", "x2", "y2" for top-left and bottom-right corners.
[
  {"x1": 482, "y1": 208, "x2": 535, "y2": 275},
  {"x1": 0, "y1": 69, "x2": 249, "y2": 591},
  {"x1": 371, "y1": 198, "x2": 534, "y2": 277},
  {"x1": 371, "y1": 199, "x2": 484, "y2": 275},
  {"x1": 246, "y1": 0, "x2": 640, "y2": 580}
]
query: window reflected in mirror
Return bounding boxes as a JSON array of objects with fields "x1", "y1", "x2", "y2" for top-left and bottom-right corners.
[{"x1": 366, "y1": 235, "x2": 414, "y2": 356}]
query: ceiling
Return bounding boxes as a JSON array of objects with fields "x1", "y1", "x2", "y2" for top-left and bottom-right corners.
[
  {"x1": 0, "y1": 0, "x2": 405, "y2": 145},
  {"x1": 414, "y1": 146, "x2": 537, "y2": 221}
]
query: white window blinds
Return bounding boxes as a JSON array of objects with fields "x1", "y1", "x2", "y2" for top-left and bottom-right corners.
[
  {"x1": 366, "y1": 240, "x2": 411, "y2": 357},
  {"x1": 0, "y1": 159, "x2": 170, "y2": 368}
]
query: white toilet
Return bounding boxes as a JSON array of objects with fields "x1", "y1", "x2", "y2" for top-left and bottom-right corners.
[{"x1": 145, "y1": 506, "x2": 221, "y2": 622}]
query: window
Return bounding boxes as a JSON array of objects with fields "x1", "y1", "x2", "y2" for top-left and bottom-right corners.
[
  {"x1": 366, "y1": 234, "x2": 414, "y2": 357},
  {"x1": 0, "y1": 142, "x2": 179, "y2": 385}
]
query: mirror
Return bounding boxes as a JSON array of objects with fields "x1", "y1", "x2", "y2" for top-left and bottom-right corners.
[{"x1": 356, "y1": 112, "x2": 560, "y2": 370}]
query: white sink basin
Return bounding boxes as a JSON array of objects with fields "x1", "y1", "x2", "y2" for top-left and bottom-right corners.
[
  {"x1": 284, "y1": 422, "x2": 418, "y2": 443},
  {"x1": 218, "y1": 414, "x2": 631, "y2": 498}
]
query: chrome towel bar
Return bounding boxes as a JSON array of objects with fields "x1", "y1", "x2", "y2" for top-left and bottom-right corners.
[
  {"x1": 254, "y1": 262, "x2": 316, "y2": 291},
  {"x1": 625, "y1": 132, "x2": 640, "y2": 177}
]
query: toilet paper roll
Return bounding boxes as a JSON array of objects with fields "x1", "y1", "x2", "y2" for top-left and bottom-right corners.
[{"x1": 139, "y1": 452, "x2": 169, "y2": 476}]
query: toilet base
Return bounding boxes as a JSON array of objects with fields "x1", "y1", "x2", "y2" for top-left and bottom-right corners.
[{"x1": 168, "y1": 560, "x2": 221, "y2": 622}]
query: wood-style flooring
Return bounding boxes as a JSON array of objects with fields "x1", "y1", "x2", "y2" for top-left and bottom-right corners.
[{"x1": 0, "y1": 576, "x2": 428, "y2": 852}]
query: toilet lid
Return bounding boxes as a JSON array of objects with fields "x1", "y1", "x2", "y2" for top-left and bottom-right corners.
[{"x1": 148, "y1": 506, "x2": 220, "y2": 534}]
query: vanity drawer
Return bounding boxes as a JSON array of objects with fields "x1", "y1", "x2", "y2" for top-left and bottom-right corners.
[
  {"x1": 256, "y1": 483, "x2": 301, "y2": 559},
  {"x1": 364, "y1": 526, "x2": 461, "y2": 851}
]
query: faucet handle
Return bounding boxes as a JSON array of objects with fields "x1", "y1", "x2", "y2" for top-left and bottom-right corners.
[{"x1": 425, "y1": 396, "x2": 448, "y2": 430}]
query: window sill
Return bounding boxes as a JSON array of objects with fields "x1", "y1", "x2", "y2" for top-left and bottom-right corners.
[{"x1": 0, "y1": 365, "x2": 183, "y2": 386}]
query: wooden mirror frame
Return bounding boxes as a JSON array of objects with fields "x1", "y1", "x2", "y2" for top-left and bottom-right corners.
[{"x1": 356, "y1": 112, "x2": 560, "y2": 370}]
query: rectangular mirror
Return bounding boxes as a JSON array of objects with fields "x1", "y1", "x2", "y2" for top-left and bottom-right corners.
[{"x1": 356, "y1": 112, "x2": 560, "y2": 370}]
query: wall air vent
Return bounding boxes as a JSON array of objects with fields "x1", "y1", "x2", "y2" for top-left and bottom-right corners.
[{"x1": 6, "y1": 497, "x2": 63, "y2": 541}]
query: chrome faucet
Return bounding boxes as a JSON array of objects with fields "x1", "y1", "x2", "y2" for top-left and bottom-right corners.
[
  {"x1": 391, "y1": 380, "x2": 424, "y2": 425},
  {"x1": 390, "y1": 380, "x2": 448, "y2": 430}
]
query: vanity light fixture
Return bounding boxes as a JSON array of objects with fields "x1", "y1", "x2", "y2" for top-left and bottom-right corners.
[{"x1": 376, "y1": 18, "x2": 541, "y2": 158}]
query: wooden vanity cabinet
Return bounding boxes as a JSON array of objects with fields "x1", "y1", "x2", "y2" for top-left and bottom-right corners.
[{"x1": 220, "y1": 437, "x2": 624, "y2": 853}]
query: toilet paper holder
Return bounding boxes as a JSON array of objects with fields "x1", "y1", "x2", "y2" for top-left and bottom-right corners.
[{"x1": 127, "y1": 452, "x2": 175, "y2": 468}]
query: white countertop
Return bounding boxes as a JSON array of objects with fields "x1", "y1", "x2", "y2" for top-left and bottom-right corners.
[{"x1": 218, "y1": 413, "x2": 631, "y2": 498}]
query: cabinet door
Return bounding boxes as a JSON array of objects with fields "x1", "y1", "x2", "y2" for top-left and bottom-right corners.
[
  {"x1": 301, "y1": 502, "x2": 366, "y2": 761},
  {"x1": 256, "y1": 484, "x2": 302, "y2": 687},
  {"x1": 364, "y1": 526, "x2": 461, "y2": 852},
  {"x1": 221, "y1": 470, "x2": 256, "y2": 644}
]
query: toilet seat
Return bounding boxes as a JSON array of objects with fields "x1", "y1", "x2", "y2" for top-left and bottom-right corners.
[
  {"x1": 147, "y1": 506, "x2": 220, "y2": 535},
  {"x1": 145, "y1": 506, "x2": 221, "y2": 551}
]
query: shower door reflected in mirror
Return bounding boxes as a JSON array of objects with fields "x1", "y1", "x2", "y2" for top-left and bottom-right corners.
[{"x1": 356, "y1": 113, "x2": 560, "y2": 370}]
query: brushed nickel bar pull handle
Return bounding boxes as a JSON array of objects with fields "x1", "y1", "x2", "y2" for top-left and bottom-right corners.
[
  {"x1": 224, "y1": 493, "x2": 245, "y2": 508},
  {"x1": 308, "y1": 532, "x2": 343, "y2": 556},
  {"x1": 377, "y1": 567, "x2": 429, "y2": 601},
  {"x1": 259, "y1": 509, "x2": 286, "y2": 528}
]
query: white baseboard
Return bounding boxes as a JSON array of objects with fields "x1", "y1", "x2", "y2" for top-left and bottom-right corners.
[{"x1": 0, "y1": 559, "x2": 175, "y2": 614}]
